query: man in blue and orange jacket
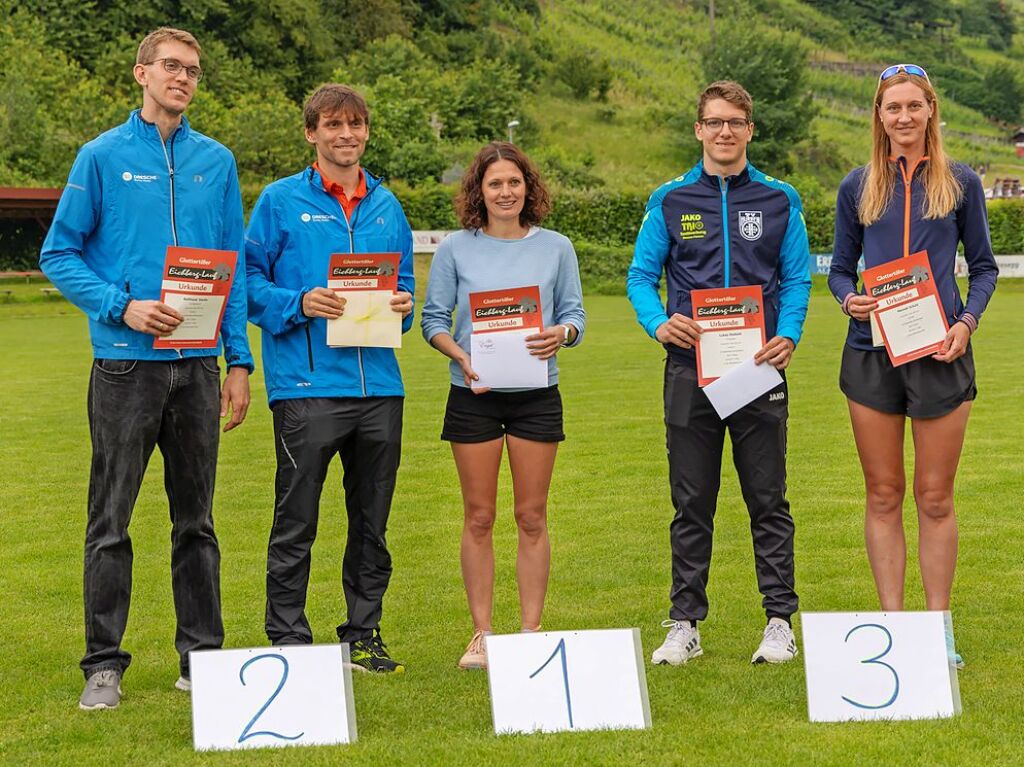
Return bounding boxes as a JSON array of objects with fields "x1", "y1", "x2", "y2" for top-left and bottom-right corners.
[
  {"x1": 627, "y1": 81, "x2": 811, "y2": 668},
  {"x1": 245, "y1": 84, "x2": 414, "y2": 674},
  {"x1": 40, "y1": 27, "x2": 253, "y2": 710}
]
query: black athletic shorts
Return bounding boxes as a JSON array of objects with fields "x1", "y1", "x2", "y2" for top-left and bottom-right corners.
[
  {"x1": 839, "y1": 344, "x2": 977, "y2": 419},
  {"x1": 441, "y1": 384, "x2": 565, "y2": 443}
]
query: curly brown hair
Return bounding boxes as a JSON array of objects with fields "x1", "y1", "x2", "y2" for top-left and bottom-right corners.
[{"x1": 455, "y1": 142, "x2": 551, "y2": 230}]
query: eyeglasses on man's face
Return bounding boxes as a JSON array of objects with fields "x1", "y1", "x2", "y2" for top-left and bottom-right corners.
[
  {"x1": 879, "y1": 64, "x2": 929, "y2": 83},
  {"x1": 146, "y1": 58, "x2": 203, "y2": 82},
  {"x1": 699, "y1": 118, "x2": 750, "y2": 133}
]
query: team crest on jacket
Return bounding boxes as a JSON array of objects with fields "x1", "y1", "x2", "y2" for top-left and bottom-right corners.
[{"x1": 738, "y1": 210, "x2": 762, "y2": 241}]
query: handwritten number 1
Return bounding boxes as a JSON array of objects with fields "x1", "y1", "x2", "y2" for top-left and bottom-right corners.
[
  {"x1": 841, "y1": 623, "x2": 900, "y2": 710},
  {"x1": 529, "y1": 637, "x2": 574, "y2": 728},
  {"x1": 238, "y1": 654, "x2": 305, "y2": 743}
]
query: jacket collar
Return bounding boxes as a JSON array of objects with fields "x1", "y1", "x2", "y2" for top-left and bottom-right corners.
[
  {"x1": 129, "y1": 109, "x2": 191, "y2": 141},
  {"x1": 697, "y1": 159, "x2": 751, "y2": 189},
  {"x1": 307, "y1": 165, "x2": 383, "y2": 198}
]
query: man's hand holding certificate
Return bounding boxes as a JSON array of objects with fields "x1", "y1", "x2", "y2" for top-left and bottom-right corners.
[
  {"x1": 469, "y1": 286, "x2": 547, "y2": 390},
  {"x1": 326, "y1": 253, "x2": 403, "y2": 348},
  {"x1": 153, "y1": 246, "x2": 237, "y2": 349},
  {"x1": 861, "y1": 251, "x2": 949, "y2": 367}
]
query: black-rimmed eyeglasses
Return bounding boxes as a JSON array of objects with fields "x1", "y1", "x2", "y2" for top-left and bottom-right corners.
[
  {"x1": 699, "y1": 118, "x2": 750, "y2": 133},
  {"x1": 145, "y1": 58, "x2": 203, "y2": 82}
]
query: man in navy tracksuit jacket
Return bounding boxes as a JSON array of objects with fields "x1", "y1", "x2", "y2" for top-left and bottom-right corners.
[
  {"x1": 245, "y1": 84, "x2": 414, "y2": 673},
  {"x1": 40, "y1": 28, "x2": 253, "y2": 710},
  {"x1": 627, "y1": 81, "x2": 811, "y2": 666}
]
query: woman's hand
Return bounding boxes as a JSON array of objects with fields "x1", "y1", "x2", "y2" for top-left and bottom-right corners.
[
  {"x1": 526, "y1": 325, "x2": 565, "y2": 360},
  {"x1": 455, "y1": 352, "x2": 489, "y2": 394},
  {"x1": 846, "y1": 294, "x2": 879, "y2": 322},
  {"x1": 932, "y1": 321, "x2": 971, "y2": 363}
]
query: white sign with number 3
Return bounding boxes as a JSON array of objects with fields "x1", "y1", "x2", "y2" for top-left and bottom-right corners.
[
  {"x1": 802, "y1": 611, "x2": 962, "y2": 722},
  {"x1": 486, "y1": 629, "x2": 652, "y2": 735},
  {"x1": 190, "y1": 645, "x2": 357, "y2": 751}
]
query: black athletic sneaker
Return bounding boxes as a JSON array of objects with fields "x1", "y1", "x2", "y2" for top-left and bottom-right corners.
[{"x1": 349, "y1": 630, "x2": 405, "y2": 673}]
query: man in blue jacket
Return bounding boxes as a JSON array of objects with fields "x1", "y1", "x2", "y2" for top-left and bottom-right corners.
[
  {"x1": 627, "y1": 81, "x2": 811, "y2": 666},
  {"x1": 245, "y1": 84, "x2": 414, "y2": 673},
  {"x1": 40, "y1": 27, "x2": 253, "y2": 710}
]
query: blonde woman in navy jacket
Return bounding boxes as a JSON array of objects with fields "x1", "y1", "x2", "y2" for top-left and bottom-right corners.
[{"x1": 828, "y1": 65, "x2": 997, "y2": 666}]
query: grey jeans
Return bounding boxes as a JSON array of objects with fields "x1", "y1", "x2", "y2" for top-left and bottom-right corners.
[{"x1": 82, "y1": 357, "x2": 223, "y2": 679}]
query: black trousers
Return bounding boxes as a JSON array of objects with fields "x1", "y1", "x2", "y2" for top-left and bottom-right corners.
[
  {"x1": 266, "y1": 396, "x2": 403, "y2": 645},
  {"x1": 664, "y1": 358, "x2": 798, "y2": 622},
  {"x1": 83, "y1": 358, "x2": 223, "y2": 679}
]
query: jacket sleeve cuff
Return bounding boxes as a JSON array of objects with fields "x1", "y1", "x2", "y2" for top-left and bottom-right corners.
[
  {"x1": 840, "y1": 292, "x2": 856, "y2": 316},
  {"x1": 644, "y1": 314, "x2": 669, "y2": 340},
  {"x1": 958, "y1": 312, "x2": 977, "y2": 334}
]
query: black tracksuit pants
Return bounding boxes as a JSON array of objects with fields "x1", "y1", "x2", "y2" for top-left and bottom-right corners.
[
  {"x1": 266, "y1": 396, "x2": 403, "y2": 645},
  {"x1": 663, "y1": 358, "x2": 798, "y2": 622}
]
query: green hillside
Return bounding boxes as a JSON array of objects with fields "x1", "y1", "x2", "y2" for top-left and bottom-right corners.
[
  {"x1": 1, "y1": 0, "x2": 1022, "y2": 211},
  {"x1": 529, "y1": 0, "x2": 1024, "y2": 189}
]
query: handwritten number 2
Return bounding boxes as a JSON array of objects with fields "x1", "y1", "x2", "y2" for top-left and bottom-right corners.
[
  {"x1": 529, "y1": 638, "x2": 574, "y2": 728},
  {"x1": 841, "y1": 623, "x2": 900, "y2": 710},
  {"x1": 238, "y1": 654, "x2": 305, "y2": 743}
]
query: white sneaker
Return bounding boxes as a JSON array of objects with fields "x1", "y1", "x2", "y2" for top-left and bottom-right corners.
[
  {"x1": 751, "y1": 617, "x2": 798, "y2": 664},
  {"x1": 174, "y1": 676, "x2": 192, "y2": 692},
  {"x1": 651, "y1": 620, "x2": 703, "y2": 665}
]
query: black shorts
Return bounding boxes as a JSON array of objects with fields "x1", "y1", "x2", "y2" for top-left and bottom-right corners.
[
  {"x1": 441, "y1": 384, "x2": 565, "y2": 443},
  {"x1": 839, "y1": 345, "x2": 977, "y2": 419}
]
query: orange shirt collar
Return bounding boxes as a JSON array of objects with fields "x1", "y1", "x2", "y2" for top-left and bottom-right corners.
[{"x1": 314, "y1": 163, "x2": 366, "y2": 213}]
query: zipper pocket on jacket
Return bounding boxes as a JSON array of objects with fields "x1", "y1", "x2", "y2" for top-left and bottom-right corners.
[{"x1": 304, "y1": 325, "x2": 315, "y2": 372}]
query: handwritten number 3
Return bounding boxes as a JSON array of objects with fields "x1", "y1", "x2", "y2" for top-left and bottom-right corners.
[
  {"x1": 529, "y1": 638, "x2": 575, "y2": 728},
  {"x1": 238, "y1": 654, "x2": 305, "y2": 743},
  {"x1": 841, "y1": 623, "x2": 900, "y2": 710}
]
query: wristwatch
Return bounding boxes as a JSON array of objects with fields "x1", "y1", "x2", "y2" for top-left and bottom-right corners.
[{"x1": 561, "y1": 324, "x2": 572, "y2": 346}]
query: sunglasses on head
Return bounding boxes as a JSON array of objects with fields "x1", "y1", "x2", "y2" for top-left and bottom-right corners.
[{"x1": 879, "y1": 64, "x2": 929, "y2": 83}]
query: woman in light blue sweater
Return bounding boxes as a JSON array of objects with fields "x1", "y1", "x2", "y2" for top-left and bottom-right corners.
[{"x1": 421, "y1": 142, "x2": 586, "y2": 670}]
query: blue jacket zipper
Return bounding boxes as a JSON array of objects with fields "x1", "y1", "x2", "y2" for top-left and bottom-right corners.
[{"x1": 719, "y1": 177, "x2": 731, "y2": 287}]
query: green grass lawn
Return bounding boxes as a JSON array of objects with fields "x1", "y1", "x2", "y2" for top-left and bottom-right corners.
[{"x1": 1, "y1": 277, "x2": 1022, "y2": 766}]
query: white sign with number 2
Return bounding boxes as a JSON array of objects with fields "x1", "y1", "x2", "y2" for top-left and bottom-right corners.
[
  {"x1": 486, "y1": 628, "x2": 652, "y2": 735},
  {"x1": 802, "y1": 611, "x2": 962, "y2": 722},
  {"x1": 190, "y1": 644, "x2": 357, "y2": 751}
]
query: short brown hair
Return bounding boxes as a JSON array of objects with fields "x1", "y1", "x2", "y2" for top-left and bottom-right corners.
[
  {"x1": 303, "y1": 84, "x2": 370, "y2": 132},
  {"x1": 698, "y1": 80, "x2": 753, "y2": 121},
  {"x1": 136, "y1": 27, "x2": 202, "y2": 66},
  {"x1": 455, "y1": 142, "x2": 551, "y2": 230}
]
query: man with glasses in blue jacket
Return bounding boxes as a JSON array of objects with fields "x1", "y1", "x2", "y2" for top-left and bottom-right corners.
[
  {"x1": 628, "y1": 80, "x2": 811, "y2": 667},
  {"x1": 245, "y1": 84, "x2": 414, "y2": 673},
  {"x1": 40, "y1": 27, "x2": 252, "y2": 710}
]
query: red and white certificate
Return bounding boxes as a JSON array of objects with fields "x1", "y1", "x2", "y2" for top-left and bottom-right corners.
[
  {"x1": 326, "y1": 252, "x2": 401, "y2": 348},
  {"x1": 469, "y1": 286, "x2": 547, "y2": 390},
  {"x1": 862, "y1": 251, "x2": 948, "y2": 367},
  {"x1": 691, "y1": 285, "x2": 766, "y2": 386},
  {"x1": 153, "y1": 246, "x2": 237, "y2": 349}
]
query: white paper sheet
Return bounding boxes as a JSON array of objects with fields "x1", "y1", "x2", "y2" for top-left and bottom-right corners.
[
  {"x1": 875, "y1": 295, "x2": 947, "y2": 358},
  {"x1": 702, "y1": 356, "x2": 783, "y2": 419},
  {"x1": 162, "y1": 292, "x2": 225, "y2": 342},
  {"x1": 327, "y1": 291, "x2": 401, "y2": 348},
  {"x1": 471, "y1": 329, "x2": 547, "y2": 389},
  {"x1": 696, "y1": 326, "x2": 764, "y2": 380}
]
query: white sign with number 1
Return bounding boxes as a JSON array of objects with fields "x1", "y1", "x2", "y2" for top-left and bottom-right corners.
[
  {"x1": 190, "y1": 645, "x2": 357, "y2": 751},
  {"x1": 486, "y1": 628, "x2": 652, "y2": 735},
  {"x1": 802, "y1": 611, "x2": 962, "y2": 722}
]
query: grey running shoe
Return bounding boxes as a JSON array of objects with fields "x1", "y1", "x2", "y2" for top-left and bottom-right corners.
[
  {"x1": 751, "y1": 617, "x2": 798, "y2": 664},
  {"x1": 79, "y1": 669, "x2": 122, "y2": 710},
  {"x1": 651, "y1": 620, "x2": 703, "y2": 665},
  {"x1": 175, "y1": 676, "x2": 191, "y2": 692}
]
